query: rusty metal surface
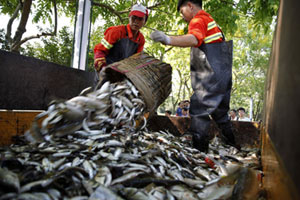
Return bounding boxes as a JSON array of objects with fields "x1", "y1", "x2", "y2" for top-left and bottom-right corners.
[
  {"x1": 1, "y1": 111, "x2": 261, "y2": 149},
  {"x1": 0, "y1": 110, "x2": 42, "y2": 146},
  {"x1": 231, "y1": 121, "x2": 260, "y2": 148},
  {"x1": 261, "y1": 127, "x2": 299, "y2": 200},
  {"x1": 147, "y1": 115, "x2": 182, "y2": 136},
  {"x1": 168, "y1": 116, "x2": 191, "y2": 134},
  {"x1": 0, "y1": 50, "x2": 94, "y2": 110},
  {"x1": 263, "y1": 0, "x2": 300, "y2": 194},
  {"x1": 148, "y1": 115, "x2": 260, "y2": 148}
]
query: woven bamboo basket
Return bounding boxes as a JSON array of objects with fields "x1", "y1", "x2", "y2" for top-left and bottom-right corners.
[{"x1": 103, "y1": 52, "x2": 172, "y2": 113}]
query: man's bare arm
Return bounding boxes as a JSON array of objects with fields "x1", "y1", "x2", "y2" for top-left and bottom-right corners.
[{"x1": 169, "y1": 34, "x2": 198, "y2": 47}]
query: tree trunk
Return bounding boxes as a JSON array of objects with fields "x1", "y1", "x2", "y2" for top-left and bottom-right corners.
[
  {"x1": 5, "y1": 2, "x2": 22, "y2": 46},
  {"x1": 11, "y1": 0, "x2": 32, "y2": 52}
]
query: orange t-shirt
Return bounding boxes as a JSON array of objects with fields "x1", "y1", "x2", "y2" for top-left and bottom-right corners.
[
  {"x1": 94, "y1": 24, "x2": 145, "y2": 62},
  {"x1": 188, "y1": 10, "x2": 223, "y2": 47}
]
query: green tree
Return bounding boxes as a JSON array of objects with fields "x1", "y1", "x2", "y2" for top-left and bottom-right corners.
[
  {"x1": 22, "y1": 26, "x2": 73, "y2": 67},
  {"x1": 1, "y1": 0, "x2": 278, "y2": 118},
  {"x1": 156, "y1": 46, "x2": 192, "y2": 114},
  {"x1": 1, "y1": 0, "x2": 278, "y2": 52},
  {"x1": 1, "y1": 0, "x2": 76, "y2": 52},
  {"x1": 0, "y1": 28, "x2": 9, "y2": 50},
  {"x1": 228, "y1": 17, "x2": 274, "y2": 121}
]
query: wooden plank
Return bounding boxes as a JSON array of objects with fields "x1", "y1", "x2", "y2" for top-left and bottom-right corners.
[
  {"x1": 261, "y1": 126, "x2": 299, "y2": 200},
  {"x1": 0, "y1": 110, "x2": 42, "y2": 146}
]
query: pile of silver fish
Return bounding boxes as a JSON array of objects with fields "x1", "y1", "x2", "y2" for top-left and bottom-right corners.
[
  {"x1": 0, "y1": 80, "x2": 262, "y2": 200},
  {"x1": 25, "y1": 79, "x2": 147, "y2": 144}
]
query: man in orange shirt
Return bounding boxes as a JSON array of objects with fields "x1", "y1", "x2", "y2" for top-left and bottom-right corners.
[
  {"x1": 94, "y1": 4, "x2": 148, "y2": 84},
  {"x1": 150, "y1": 0, "x2": 237, "y2": 152}
]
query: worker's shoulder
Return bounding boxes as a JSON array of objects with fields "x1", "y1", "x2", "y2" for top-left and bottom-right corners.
[
  {"x1": 192, "y1": 10, "x2": 214, "y2": 23},
  {"x1": 104, "y1": 25, "x2": 126, "y2": 34}
]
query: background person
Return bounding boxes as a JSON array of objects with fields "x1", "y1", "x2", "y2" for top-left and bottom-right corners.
[
  {"x1": 183, "y1": 100, "x2": 190, "y2": 116},
  {"x1": 182, "y1": 107, "x2": 189, "y2": 117},
  {"x1": 229, "y1": 109, "x2": 238, "y2": 121},
  {"x1": 176, "y1": 101, "x2": 184, "y2": 116},
  {"x1": 237, "y1": 107, "x2": 251, "y2": 121},
  {"x1": 183, "y1": 100, "x2": 190, "y2": 109}
]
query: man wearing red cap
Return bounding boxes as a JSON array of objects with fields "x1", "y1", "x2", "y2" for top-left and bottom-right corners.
[{"x1": 94, "y1": 4, "x2": 148, "y2": 83}]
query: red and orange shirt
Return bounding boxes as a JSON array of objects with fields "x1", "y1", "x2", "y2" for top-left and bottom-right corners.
[
  {"x1": 188, "y1": 10, "x2": 223, "y2": 47},
  {"x1": 94, "y1": 24, "x2": 145, "y2": 69}
]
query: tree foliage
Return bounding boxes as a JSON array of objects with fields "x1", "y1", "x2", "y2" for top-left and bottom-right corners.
[
  {"x1": 0, "y1": 0, "x2": 76, "y2": 52},
  {"x1": 22, "y1": 27, "x2": 73, "y2": 67},
  {"x1": 0, "y1": 0, "x2": 279, "y2": 120},
  {"x1": 228, "y1": 17, "x2": 273, "y2": 120},
  {"x1": 0, "y1": 0, "x2": 279, "y2": 51}
]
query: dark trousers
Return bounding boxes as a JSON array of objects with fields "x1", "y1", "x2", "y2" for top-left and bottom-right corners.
[{"x1": 189, "y1": 84, "x2": 232, "y2": 138}]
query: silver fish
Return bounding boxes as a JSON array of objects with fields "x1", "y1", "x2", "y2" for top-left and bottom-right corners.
[
  {"x1": 95, "y1": 166, "x2": 112, "y2": 187},
  {"x1": 169, "y1": 185, "x2": 199, "y2": 200},
  {"x1": 89, "y1": 185, "x2": 123, "y2": 200},
  {"x1": 83, "y1": 160, "x2": 94, "y2": 179},
  {"x1": 20, "y1": 178, "x2": 54, "y2": 193},
  {"x1": 111, "y1": 171, "x2": 144, "y2": 185},
  {"x1": 47, "y1": 188, "x2": 61, "y2": 200},
  {"x1": 0, "y1": 167, "x2": 20, "y2": 192},
  {"x1": 122, "y1": 187, "x2": 149, "y2": 200}
]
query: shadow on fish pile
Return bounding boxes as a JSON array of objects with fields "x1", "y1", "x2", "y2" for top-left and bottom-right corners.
[{"x1": 0, "y1": 80, "x2": 262, "y2": 200}]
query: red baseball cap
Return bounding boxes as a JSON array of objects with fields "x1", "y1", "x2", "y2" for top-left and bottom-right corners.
[{"x1": 129, "y1": 4, "x2": 148, "y2": 18}]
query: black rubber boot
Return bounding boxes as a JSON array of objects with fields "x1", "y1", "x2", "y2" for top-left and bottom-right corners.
[
  {"x1": 221, "y1": 128, "x2": 240, "y2": 150},
  {"x1": 192, "y1": 133, "x2": 209, "y2": 153},
  {"x1": 222, "y1": 128, "x2": 235, "y2": 145},
  {"x1": 219, "y1": 123, "x2": 240, "y2": 150}
]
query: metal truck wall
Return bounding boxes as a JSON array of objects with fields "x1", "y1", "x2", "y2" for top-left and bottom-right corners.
[
  {"x1": 0, "y1": 50, "x2": 94, "y2": 110},
  {"x1": 263, "y1": 0, "x2": 300, "y2": 198}
]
